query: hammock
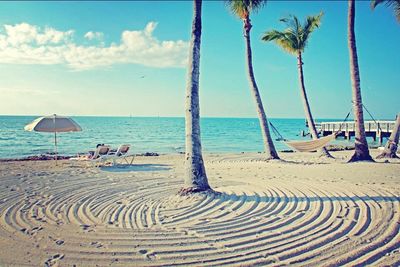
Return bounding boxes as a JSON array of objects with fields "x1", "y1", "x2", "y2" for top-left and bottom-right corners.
[
  {"x1": 269, "y1": 110, "x2": 351, "y2": 152},
  {"x1": 284, "y1": 133, "x2": 337, "y2": 152}
]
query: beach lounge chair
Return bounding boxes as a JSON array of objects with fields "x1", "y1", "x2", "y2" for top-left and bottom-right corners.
[
  {"x1": 70, "y1": 145, "x2": 112, "y2": 167},
  {"x1": 108, "y1": 144, "x2": 134, "y2": 165}
]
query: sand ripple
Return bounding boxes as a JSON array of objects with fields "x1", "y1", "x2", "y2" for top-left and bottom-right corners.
[{"x1": 0, "y1": 161, "x2": 399, "y2": 266}]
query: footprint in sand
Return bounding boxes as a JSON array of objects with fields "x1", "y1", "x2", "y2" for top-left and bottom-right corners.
[
  {"x1": 138, "y1": 249, "x2": 148, "y2": 254},
  {"x1": 20, "y1": 228, "x2": 29, "y2": 235},
  {"x1": 48, "y1": 236, "x2": 64, "y2": 246},
  {"x1": 90, "y1": 241, "x2": 103, "y2": 248},
  {"x1": 146, "y1": 252, "x2": 157, "y2": 260},
  {"x1": 138, "y1": 249, "x2": 156, "y2": 260},
  {"x1": 44, "y1": 254, "x2": 64, "y2": 267},
  {"x1": 80, "y1": 224, "x2": 95, "y2": 232},
  {"x1": 20, "y1": 226, "x2": 43, "y2": 236}
]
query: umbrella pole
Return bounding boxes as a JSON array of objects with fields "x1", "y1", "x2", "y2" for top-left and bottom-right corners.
[{"x1": 54, "y1": 131, "x2": 58, "y2": 165}]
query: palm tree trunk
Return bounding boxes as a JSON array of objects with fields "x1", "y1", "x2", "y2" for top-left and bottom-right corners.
[
  {"x1": 377, "y1": 113, "x2": 400, "y2": 159},
  {"x1": 297, "y1": 52, "x2": 332, "y2": 158},
  {"x1": 181, "y1": 0, "x2": 211, "y2": 194},
  {"x1": 347, "y1": 0, "x2": 373, "y2": 162},
  {"x1": 243, "y1": 16, "x2": 279, "y2": 160}
]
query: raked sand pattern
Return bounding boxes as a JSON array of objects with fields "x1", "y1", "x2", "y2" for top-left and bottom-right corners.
[{"x1": 0, "y1": 151, "x2": 399, "y2": 266}]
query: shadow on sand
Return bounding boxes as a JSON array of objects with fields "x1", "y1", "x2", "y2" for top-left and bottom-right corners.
[
  {"x1": 100, "y1": 164, "x2": 171, "y2": 172},
  {"x1": 209, "y1": 191, "x2": 400, "y2": 204}
]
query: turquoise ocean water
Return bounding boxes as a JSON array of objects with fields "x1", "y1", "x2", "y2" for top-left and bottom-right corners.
[{"x1": 0, "y1": 116, "x2": 382, "y2": 159}]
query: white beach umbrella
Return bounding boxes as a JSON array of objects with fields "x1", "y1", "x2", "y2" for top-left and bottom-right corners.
[{"x1": 24, "y1": 114, "x2": 82, "y2": 163}]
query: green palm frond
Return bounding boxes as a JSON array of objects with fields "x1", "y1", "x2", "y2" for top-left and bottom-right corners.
[
  {"x1": 262, "y1": 12, "x2": 323, "y2": 55},
  {"x1": 261, "y1": 29, "x2": 298, "y2": 55},
  {"x1": 280, "y1": 15, "x2": 301, "y2": 37},
  {"x1": 301, "y1": 12, "x2": 323, "y2": 50},
  {"x1": 303, "y1": 12, "x2": 323, "y2": 35},
  {"x1": 371, "y1": 0, "x2": 400, "y2": 22},
  {"x1": 225, "y1": 0, "x2": 266, "y2": 19}
]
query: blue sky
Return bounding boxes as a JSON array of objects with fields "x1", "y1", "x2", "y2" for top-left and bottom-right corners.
[{"x1": 0, "y1": 1, "x2": 398, "y2": 119}]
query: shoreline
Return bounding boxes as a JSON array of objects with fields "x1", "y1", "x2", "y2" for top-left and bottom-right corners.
[{"x1": 0, "y1": 143, "x2": 392, "y2": 162}]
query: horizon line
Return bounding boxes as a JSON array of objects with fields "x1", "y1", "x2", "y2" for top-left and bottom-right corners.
[{"x1": 0, "y1": 114, "x2": 395, "y2": 121}]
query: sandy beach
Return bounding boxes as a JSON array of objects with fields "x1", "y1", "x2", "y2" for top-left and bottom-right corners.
[{"x1": 0, "y1": 149, "x2": 399, "y2": 266}]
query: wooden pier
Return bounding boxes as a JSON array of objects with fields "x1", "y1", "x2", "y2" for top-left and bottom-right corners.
[{"x1": 314, "y1": 121, "x2": 395, "y2": 144}]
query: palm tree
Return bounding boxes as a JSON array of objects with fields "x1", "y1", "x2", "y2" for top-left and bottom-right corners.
[
  {"x1": 225, "y1": 0, "x2": 279, "y2": 160},
  {"x1": 180, "y1": 0, "x2": 212, "y2": 194},
  {"x1": 377, "y1": 113, "x2": 400, "y2": 159},
  {"x1": 347, "y1": 0, "x2": 373, "y2": 162},
  {"x1": 371, "y1": 0, "x2": 400, "y2": 22},
  {"x1": 261, "y1": 13, "x2": 332, "y2": 158}
]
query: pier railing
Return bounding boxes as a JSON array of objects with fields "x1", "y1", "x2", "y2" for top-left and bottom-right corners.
[
  {"x1": 317, "y1": 121, "x2": 394, "y2": 133},
  {"x1": 315, "y1": 120, "x2": 395, "y2": 143}
]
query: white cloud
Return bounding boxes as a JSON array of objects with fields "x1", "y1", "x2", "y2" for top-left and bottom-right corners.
[
  {"x1": 3, "y1": 23, "x2": 73, "y2": 46},
  {"x1": 84, "y1": 31, "x2": 104, "y2": 41},
  {"x1": 0, "y1": 22, "x2": 188, "y2": 70}
]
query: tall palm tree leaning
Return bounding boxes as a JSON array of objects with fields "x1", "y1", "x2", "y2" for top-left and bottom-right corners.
[
  {"x1": 180, "y1": 0, "x2": 212, "y2": 195},
  {"x1": 377, "y1": 113, "x2": 400, "y2": 159},
  {"x1": 262, "y1": 13, "x2": 333, "y2": 158},
  {"x1": 226, "y1": 0, "x2": 279, "y2": 160},
  {"x1": 347, "y1": 0, "x2": 373, "y2": 162},
  {"x1": 371, "y1": 0, "x2": 400, "y2": 22}
]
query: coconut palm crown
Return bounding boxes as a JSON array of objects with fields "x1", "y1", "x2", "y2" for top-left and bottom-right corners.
[
  {"x1": 261, "y1": 12, "x2": 323, "y2": 54},
  {"x1": 226, "y1": 0, "x2": 265, "y2": 19},
  {"x1": 371, "y1": 0, "x2": 400, "y2": 22}
]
